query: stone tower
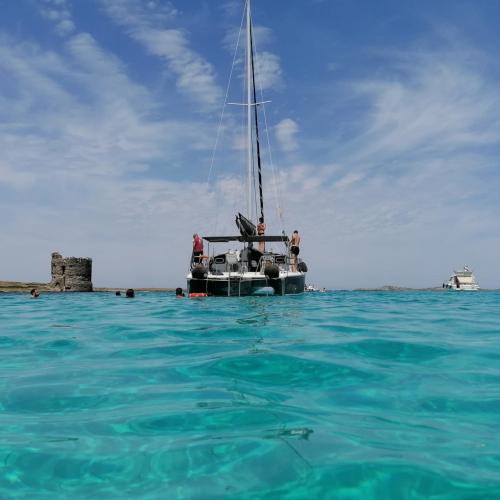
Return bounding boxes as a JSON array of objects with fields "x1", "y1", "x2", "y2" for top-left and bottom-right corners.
[{"x1": 50, "y1": 252, "x2": 93, "y2": 292}]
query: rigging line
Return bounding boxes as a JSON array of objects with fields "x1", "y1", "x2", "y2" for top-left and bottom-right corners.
[
  {"x1": 262, "y1": 99, "x2": 286, "y2": 230},
  {"x1": 249, "y1": 18, "x2": 265, "y2": 223},
  {"x1": 209, "y1": 1, "x2": 246, "y2": 234},
  {"x1": 249, "y1": 106, "x2": 257, "y2": 223},
  {"x1": 207, "y1": 2, "x2": 246, "y2": 186},
  {"x1": 238, "y1": 44, "x2": 248, "y2": 221},
  {"x1": 251, "y1": 23, "x2": 286, "y2": 232}
]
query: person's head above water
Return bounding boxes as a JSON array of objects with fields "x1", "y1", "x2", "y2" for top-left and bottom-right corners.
[
  {"x1": 30, "y1": 288, "x2": 40, "y2": 298},
  {"x1": 176, "y1": 287, "x2": 185, "y2": 297},
  {"x1": 115, "y1": 291, "x2": 121, "y2": 296},
  {"x1": 125, "y1": 289, "x2": 135, "y2": 298}
]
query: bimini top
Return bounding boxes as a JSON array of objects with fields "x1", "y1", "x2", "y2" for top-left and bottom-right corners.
[{"x1": 203, "y1": 235, "x2": 289, "y2": 243}]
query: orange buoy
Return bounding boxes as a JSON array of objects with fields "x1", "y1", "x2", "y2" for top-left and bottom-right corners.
[{"x1": 189, "y1": 292, "x2": 208, "y2": 298}]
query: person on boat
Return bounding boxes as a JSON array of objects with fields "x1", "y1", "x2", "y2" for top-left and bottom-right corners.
[
  {"x1": 30, "y1": 288, "x2": 40, "y2": 298},
  {"x1": 175, "y1": 287, "x2": 185, "y2": 298},
  {"x1": 257, "y1": 217, "x2": 266, "y2": 253},
  {"x1": 290, "y1": 230, "x2": 301, "y2": 272},
  {"x1": 192, "y1": 233, "x2": 204, "y2": 265}
]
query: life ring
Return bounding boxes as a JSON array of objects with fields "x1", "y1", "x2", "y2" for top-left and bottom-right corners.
[{"x1": 189, "y1": 292, "x2": 208, "y2": 298}]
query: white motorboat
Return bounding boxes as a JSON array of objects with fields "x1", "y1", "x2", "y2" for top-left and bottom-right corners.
[{"x1": 443, "y1": 266, "x2": 480, "y2": 291}]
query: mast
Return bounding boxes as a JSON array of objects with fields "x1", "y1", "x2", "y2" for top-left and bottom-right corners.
[
  {"x1": 250, "y1": 21, "x2": 265, "y2": 223},
  {"x1": 246, "y1": 0, "x2": 252, "y2": 220}
]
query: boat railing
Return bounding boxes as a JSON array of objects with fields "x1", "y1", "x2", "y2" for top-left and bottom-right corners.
[{"x1": 257, "y1": 254, "x2": 292, "y2": 273}]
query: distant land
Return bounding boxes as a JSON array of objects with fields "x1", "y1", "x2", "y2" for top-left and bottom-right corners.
[
  {"x1": 352, "y1": 285, "x2": 499, "y2": 291},
  {"x1": 0, "y1": 281, "x2": 174, "y2": 293},
  {"x1": 0, "y1": 281, "x2": 52, "y2": 293},
  {"x1": 353, "y1": 285, "x2": 446, "y2": 291},
  {"x1": 94, "y1": 287, "x2": 176, "y2": 292}
]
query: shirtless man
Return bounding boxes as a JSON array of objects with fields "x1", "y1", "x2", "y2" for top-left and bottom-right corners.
[
  {"x1": 290, "y1": 230, "x2": 301, "y2": 272},
  {"x1": 257, "y1": 217, "x2": 266, "y2": 253}
]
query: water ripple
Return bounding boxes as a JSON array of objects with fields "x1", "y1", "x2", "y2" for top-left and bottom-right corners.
[{"x1": 1, "y1": 290, "x2": 500, "y2": 497}]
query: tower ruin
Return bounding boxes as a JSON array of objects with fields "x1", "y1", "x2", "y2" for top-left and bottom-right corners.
[{"x1": 50, "y1": 252, "x2": 93, "y2": 292}]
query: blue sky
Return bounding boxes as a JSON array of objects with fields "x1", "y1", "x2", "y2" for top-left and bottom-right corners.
[{"x1": 1, "y1": 0, "x2": 500, "y2": 289}]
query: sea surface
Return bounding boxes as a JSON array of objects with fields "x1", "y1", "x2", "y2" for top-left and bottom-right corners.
[{"x1": 1, "y1": 291, "x2": 499, "y2": 499}]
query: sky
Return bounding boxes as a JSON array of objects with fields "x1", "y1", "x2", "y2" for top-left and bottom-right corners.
[{"x1": 1, "y1": 0, "x2": 500, "y2": 289}]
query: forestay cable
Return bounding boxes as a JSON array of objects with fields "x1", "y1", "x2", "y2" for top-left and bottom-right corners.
[{"x1": 208, "y1": 3, "x2": 247, "y2": 234}]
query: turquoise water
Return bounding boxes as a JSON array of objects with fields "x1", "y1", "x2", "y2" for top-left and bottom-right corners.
[{"x1": 1, "y1": 291, "x2": 500, "y2": 499}]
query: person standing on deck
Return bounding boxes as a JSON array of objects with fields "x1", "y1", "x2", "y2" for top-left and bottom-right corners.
[
  {"x1": 290, "y1": 230, "x2": 301, "y2": 272},
  {"x1": 192, "y1": 233, "x2": 204, "y2": 265},
  {"x1": 257, "y1": 217, "x2": 266, "y2": 253}
]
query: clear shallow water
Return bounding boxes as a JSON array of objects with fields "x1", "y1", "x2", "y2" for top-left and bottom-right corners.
[{"x1": 1, "y1": 291, "x2": 500, "y2": 499}]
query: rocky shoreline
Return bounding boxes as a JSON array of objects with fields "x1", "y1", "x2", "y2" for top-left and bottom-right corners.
[
  {"x1": 94, "y1": 287, "x2": 176, "y2": 293},
  {"x1": 353, "y1": 285, "x2": 446, "y2": 292},
  {"x1": 0, "y1": 281, "x2": 53, "y2": 293},
  {"x1": 0, "y1": 282, "x2": 176, "y2": 293}
]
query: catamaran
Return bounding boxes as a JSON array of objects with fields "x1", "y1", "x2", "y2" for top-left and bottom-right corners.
[{"x1": 187, "y1": 0, "x2": 307, "y2": 297}]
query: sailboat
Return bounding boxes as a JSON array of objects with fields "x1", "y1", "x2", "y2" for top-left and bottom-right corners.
[{"x1": 187, "y1": 0, "x2": 307, "y2": 297}]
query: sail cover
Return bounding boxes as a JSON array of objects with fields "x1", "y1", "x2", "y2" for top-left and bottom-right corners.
[{"x1": 235, "y1": 213, "x2": 256, "y2": 237}]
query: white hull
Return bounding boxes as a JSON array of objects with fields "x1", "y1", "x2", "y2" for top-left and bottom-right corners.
[
  {"x1": 445, "y1": 285, "x2": 480, "y2": 292},
  {"x1": 188, "y1": 270, "x2": 306, "y2": 296},
  {"x1": 443, "y1": 284, "x2": 480, "y2": 291}
]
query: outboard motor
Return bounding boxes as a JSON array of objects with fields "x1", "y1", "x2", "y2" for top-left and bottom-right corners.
[
  {"x1": 191, "y1": 265, "x2": 208, "y2": 280},
  {"x1": 264, "y1": 264, "x2": 280, "y2": 279},
  {"x1": 298, "y1": 261, "x2": 308, "y2": 273}
]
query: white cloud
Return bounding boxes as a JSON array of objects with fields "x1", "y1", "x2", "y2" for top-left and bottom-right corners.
[
  {"x1": 333, "y1": 172, "x2": 364, "y2": 189},
  {"x1": 0, "y1": 162, "x2": 35, "y2": 189},
  {"x1": 56, "y1": 19, "x2": 75, "y2": 36},
  {"x1": 223, "y1": 21, "x2": 283, "y2": 93},
  {"x1": 224, "y1": 23, "x2": 275, "y2": 52},
  {"x1": 343, "y1": 50, "x2": 500, "y2": 167},
  {"x1": 275, "y1": 118, "x2": 299, "y2": 152},
  {"x1": 39, "y1": 0, "x2": 75, "y2": 37},
  {"x1": 254, "y1": 51, "x2": 283, "y2": 90},
  {"x1": 0, "y1": 29, "x2": 221, "y2": 285},
  {"x1": 220, "y1": 1, "x2": 244, "y2": 18},
  {"x1": 100, "y1": 0, "x2": 221, "y2": 109},
  {"x1": 252, "y1": 26, "x2": 275, "y2": 48}
]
